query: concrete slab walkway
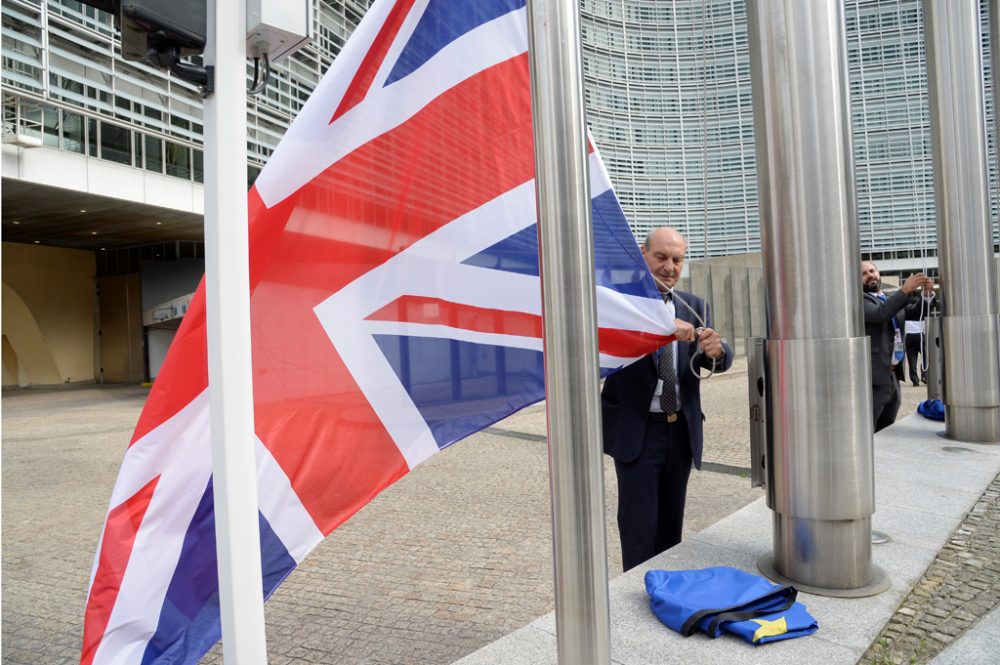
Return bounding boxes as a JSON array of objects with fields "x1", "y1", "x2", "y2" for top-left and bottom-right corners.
[{"x1": 453, "y1": 413, "x2": 1000, "y2": 665}]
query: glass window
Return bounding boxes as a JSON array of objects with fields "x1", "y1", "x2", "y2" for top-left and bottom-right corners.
[
  {"x1": 100, "y1": 121, "x2": 132, "y2": 165},
  {"x1": 62, "y1": 111, "x2": 85, "y2": 153},
  {"x1": 88, "y1": 117, "x2": 98, "y2": 156},
  {"x1": 42, "y1": 106, "x2": 59, "y2": 147},
  {"x1": 192, "y1": 149, "x2": 203, "y2": 183},
  {"x1": 145, "y1": 135, "x2": 163, "y2": 172},
  {"x1": 165, "y1": 141, "x2": 190, "y2": 179},
  {"x1": 18, "y1": 104, "x2": 42, "y2": 142},
  {"x1": 145, "y1": 106, "x2": 163, "y2": 129}
]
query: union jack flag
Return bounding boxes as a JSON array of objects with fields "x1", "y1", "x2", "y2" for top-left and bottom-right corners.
[{"x1": 81, "y1": 1, "x2": 674, "y2": 662}]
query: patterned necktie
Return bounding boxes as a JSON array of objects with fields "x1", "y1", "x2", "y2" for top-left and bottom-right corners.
[{"x1": 658, "y1": 294, "x2": 679, "y2": 414}]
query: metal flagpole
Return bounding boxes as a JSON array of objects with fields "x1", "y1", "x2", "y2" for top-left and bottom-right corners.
[
  {"x1": 924, "y1": 0, "x2": 1000, "y2": 443},
  {"x1": 204, "y1": 0, "x2": 269, "y2": 662},
  {"x1": 746, "y1": 0, "x2": 887, "y2": 595},
  {"x1": 525, "y1": 0, "x2": 612, "y2": 663}
]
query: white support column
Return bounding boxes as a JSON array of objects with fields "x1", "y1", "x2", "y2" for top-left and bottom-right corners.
[{"x1": 203, "y1": 0, "x2": 269, "y2": 662}]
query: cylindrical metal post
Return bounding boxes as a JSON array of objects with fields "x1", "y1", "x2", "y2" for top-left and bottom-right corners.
[
  {"x1": 747, "y1": 0, "x2": 886, "y2": 595},
  {"x1": 926, "y1": 314, "x2": 945, "y2": 400},
  {"x1": 924, "y1": 0, "x2": 1000, "y2": 443},
  {"x1": 525, "y1": 0, "x2": 611, "y2": 662},
  {"x1": 988, "y1": 4, "x2": 1000, "y2": 395},
  {"x1": 992, "y1": 0, "x2": 1000, "y2": 222},
  {"x1": 204, "y1": 0, "x2": 269, "y2": 662}
]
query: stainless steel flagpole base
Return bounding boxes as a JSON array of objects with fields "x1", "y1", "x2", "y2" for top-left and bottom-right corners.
[
  {"x1": 758, "y1": 551, "x2": 890, "y2": 598},
  {"x1": 941, "y1": 314, "x2": 1000, "y2": 443},
  {"x1": 925, "y1": 1, "x2": 1000, "y2": 444},
  {"x1": 945, "y1": 407, "x2": 1000, "y2": 443},
  {"x1": 760, "y1": 337, "x2": 887, "y2": 596}
]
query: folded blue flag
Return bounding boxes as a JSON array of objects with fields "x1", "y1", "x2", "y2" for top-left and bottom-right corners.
[
  {"x1": 645, "y1": 566, "x2": 818, "y2": 645},
  {"x1": 918, "y1": 399, "x2": 945, "y2": 421}
]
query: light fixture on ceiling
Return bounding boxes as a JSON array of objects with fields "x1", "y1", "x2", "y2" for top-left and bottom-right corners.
[{"x1": 91, "y1": 231, "x2": 98, "y2": 235}]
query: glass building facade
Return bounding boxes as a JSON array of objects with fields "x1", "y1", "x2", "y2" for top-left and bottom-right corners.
[
  {"x1": 2, "y1": 0, "x2": 371, "y2": 186},
  {"x1": 581, "y1": 0, "x2": 758, "y2": 259},
  {"x1": 581, "y1": 0, "x2": 998, "y2": 262},
  {"x1": 3, "y1": 0, "x2": 998, "y2": 264}
]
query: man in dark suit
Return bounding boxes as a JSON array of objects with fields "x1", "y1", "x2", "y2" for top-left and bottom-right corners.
[
  {"x1": 601, "y1": 227, "x2": 733, "y2": 572},
  {"x1": 861, "y1": 260, "x2": 932, "y2": 432}
]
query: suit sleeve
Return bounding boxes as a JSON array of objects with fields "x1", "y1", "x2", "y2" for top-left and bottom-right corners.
[{"x1": 863, "y1": 290, "x2": 910, "y2": 324}]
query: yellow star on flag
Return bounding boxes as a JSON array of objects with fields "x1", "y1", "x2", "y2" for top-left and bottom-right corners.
[{"x1": 751, "y1": 616, "x2": 788, "y2": 642}]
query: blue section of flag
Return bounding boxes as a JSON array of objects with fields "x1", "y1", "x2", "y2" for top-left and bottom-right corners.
[
  {"x1": 462, "y1": 224, "x2": 539, "y2": 276},
  {"x1": 591, "y1": 189, "x2": 658, "y2": 298},
  {"x1": 373, "y1": 335, "x2": 544, "y2": 448},
  {"x1": 140, "y1": 480, "x2": 297, "y2": 665},
  {"x1": 462, "y1": 189, "x2": 659, "y2": 299},
  {"x1": 385, "y1": 0, "x2": 527, "y2": 85}
]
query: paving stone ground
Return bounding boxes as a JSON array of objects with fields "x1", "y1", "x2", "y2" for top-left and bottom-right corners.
[
  {"x1": 0, "y1": 364, "x2": 966, "y2": 665},
  {"x1": 2, "y1": 377, "x2": 761, "y2": 665},
  {"x1": 860, "y1": 473, "x2": 1000, "y2": 665}
]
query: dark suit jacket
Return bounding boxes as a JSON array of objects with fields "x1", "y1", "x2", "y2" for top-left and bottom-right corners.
[
  {"x1": 863, "y1": 290, "x2": 910, "y2": 386},
  {"x1": 601, "y1": 290, "x2": 734, "y2": 469}
]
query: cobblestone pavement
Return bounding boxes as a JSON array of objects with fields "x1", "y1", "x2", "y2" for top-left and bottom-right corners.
[
  {"x1": 2, "y1": 380, "x2": 762, "y2": 665},
  {"x1": 860, "y1": 473, "x2": 1000, "y2": 665}
]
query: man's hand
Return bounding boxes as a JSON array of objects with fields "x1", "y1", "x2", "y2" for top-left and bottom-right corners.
[
  {"x1": 901, "y1": 272, "x2": 928, "y2": 294},
  {"x1": 673, "y1": 319, "x2": 696, "y2": 342},
  {"x1": 697, "y1": 327, "x2": 725, "y2": 359},
  {"x1": 922, "y1": 277, "x2": 936, "y2": 297}
]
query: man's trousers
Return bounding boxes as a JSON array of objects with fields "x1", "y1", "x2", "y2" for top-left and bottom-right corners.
[{"x1": 614, "y1": 413, "x2": 693, "y2": 572}]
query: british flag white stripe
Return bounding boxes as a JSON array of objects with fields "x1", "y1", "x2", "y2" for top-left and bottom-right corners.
[
  {"x1": 92, "y1": 393, "x2": 213, "y2": 665},
  {"x1": 256, "y1": 3, "x2": 528, "y2": 208},
  {"x1": 101, "y1": 393, "x2": 209, "y2": 514},
  {"x1": 255, "y1": 437, "x2": 324, "y2": 563},
  {"x1": 363, "y1": 321, "x2": 544, "y2": 352}
]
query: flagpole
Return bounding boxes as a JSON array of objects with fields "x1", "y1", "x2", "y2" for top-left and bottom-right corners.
[
  {"x1": 525, "y1": 0, "x2": 612, "y2": 663},
  {"x1": 203, "y1": 0, "x2": 269, "y2": 662}
]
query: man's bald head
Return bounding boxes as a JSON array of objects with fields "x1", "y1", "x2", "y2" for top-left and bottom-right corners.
[
  {"x1": 643, "y1": 227, "x2": 686, "y2": 252},
  {"x1": 641, "y1": 227, "x2": 687, "y2": 291}
]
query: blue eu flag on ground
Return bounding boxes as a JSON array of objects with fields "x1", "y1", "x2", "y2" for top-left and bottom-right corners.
[{"x1": 645, "y1": 566, "x2": 819, "y2": 645}]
